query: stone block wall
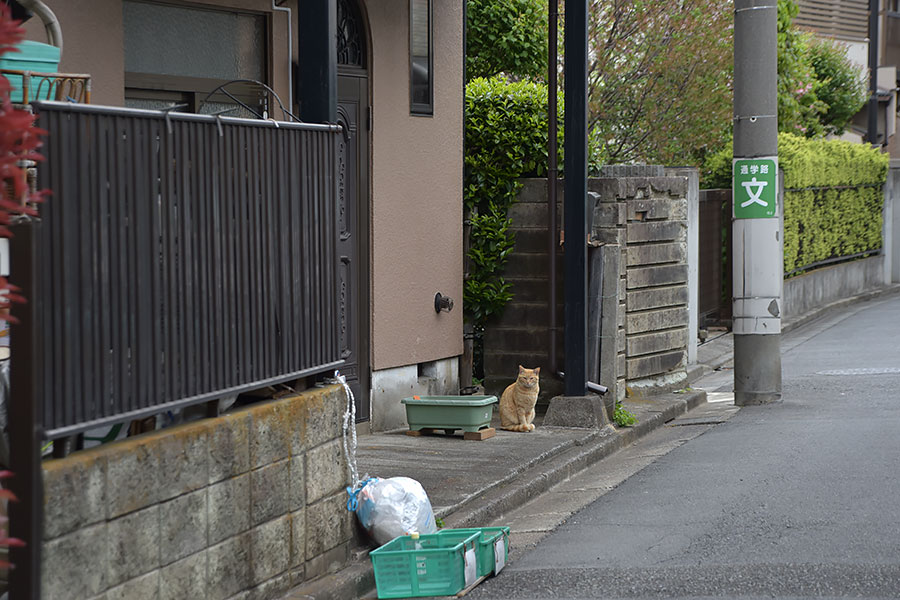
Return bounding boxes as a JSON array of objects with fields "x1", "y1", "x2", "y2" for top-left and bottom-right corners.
[
  {"x1": 40, "y1": 385, "x2": 351, "y2": 600},
  {"x1": 591, "y1": 173, "x2": 690, "y2": 391}
]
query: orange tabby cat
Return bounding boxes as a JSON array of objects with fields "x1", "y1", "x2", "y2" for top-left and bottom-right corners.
[{"x1": 499, "y1": 366, "x2": 540, "y2": 432}]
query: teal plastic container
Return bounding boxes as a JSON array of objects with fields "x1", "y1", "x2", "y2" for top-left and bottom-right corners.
[
  {"x1": 401, "y1": 395, "x2": 497, "y2": 433},
  {"x1": 437, "y1": 527, "x2": 510, "y2": 577},
  {"x1": 370, "y1": 531, "x2": 480, "y2": 598},
  {"x1": 0, "y1": 40, "x2": 61, "y2": 102}
]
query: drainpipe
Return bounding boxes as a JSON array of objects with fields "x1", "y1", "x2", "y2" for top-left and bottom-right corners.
[
  {"x1": 272, "y1": 0, "x2": 294, "y2": 115},
  {"x1": 548, "y1": 0, "x2": 559, "y2": 375},
  {"x1": 868, "y1": 0, "x2": 880, "y2": 145},
  {"x1": 18, "y1": 0, "x2": 62, "y2": 55}
]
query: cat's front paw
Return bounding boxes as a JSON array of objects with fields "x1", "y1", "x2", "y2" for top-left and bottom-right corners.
[{"x1": 528, "y1": 423, "x2": 535, "y2": 431}]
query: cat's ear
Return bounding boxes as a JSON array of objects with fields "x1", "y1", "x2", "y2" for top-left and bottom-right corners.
[
  {"x1": 518, "y1": 365, "x2": 525, "y2": 374},
  {"x1": 534, "y1": 367, "x2": 540, "y2": 376}
]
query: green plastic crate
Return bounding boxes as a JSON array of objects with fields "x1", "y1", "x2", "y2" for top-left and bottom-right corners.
[
  {"x1": 0, "y1": 41, "x2": 61, "y2": 103},
  {"x1": 401, "y1": 395, "x2": 497, "y2": 433},
  {"x1": 370, "y1": 531, "x2": 480, "y2": 598},
  {"x1": 437, "y1": 527, "x2": 510, "y2": 577}
]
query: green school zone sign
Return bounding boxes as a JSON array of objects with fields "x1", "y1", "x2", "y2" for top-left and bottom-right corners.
[{"x1": 733, "y1": 157, "x2": 777, "y2": 219}]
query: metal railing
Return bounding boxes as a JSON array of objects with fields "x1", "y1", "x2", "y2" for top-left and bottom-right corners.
[
  {"x1": 13, "y1": 101, "x2": 344, "y2": 439},
  {"x1": 0, "y1": 69, "x2": 91, "y2": 104}
]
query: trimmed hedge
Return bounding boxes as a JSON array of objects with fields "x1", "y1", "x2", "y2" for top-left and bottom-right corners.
[
  {"x1": 464, "y1": 76, "x2": 554, "y2": 326},
  {"x1": 703, "y1": 133, "x2": 888, "y2": 274}
]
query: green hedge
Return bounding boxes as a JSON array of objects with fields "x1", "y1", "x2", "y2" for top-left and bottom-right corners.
[
  {"x1": 703, "y1": 133, "x2": 888, "y2": 274},
  {"x1": 464, "y1": 76, "x2": 553, "y2": 326}
]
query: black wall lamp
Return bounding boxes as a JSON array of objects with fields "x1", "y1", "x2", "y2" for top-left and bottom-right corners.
[{"x1": 434, "y1": 292, "x2": 454, "y2": 313}]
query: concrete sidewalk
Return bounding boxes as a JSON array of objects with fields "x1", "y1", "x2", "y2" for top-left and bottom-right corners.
[
  {"x1": 282, "y1": 286, "x2": 900, "y2": 600},
  {"x1": 283, "y1": 378, "x2": 728, "y2": 599}
]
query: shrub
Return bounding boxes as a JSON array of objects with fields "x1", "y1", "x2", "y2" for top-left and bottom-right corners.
[
  {"x1": 807, "y1": 37, "x2": 868, "y2": 136},
  {"x1": 780, "y1": 134, "x2": 888, "y2": 273},
  {"x1": 464, "y1": 76, "x2": 552, "y2": 326},
  {"x1": 700, "y1": 133, "x2": 888, "y2": 275},
  {"x1": 465, "y1": 0, "x2": 547, "y2": 82}
]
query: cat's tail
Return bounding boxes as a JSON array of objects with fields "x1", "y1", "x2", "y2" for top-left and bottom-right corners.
[{"x1": 502, "y1": 423, "x2": 533, "y2": 432}]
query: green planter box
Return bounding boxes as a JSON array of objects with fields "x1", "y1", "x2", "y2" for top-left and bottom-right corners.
[
  {"x1": 437, "y1": 527, "x2": 510, "y2": 578},
  {"x1": 401, "y1": 395, "x2": 497, "y2": 433},
  {"x1": 370, "y1": 531, "x2": 480, "y2": 598}
]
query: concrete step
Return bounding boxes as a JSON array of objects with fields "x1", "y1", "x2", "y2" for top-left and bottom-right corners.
[
  {"x1": 488, "y1": 300, "x2": 562, "y2": 329},
  {"x1": 483, "y1": 326, "x2": 564, "y2": 355},
  {"x1": 484, "y1": 347, "x2": 559, "y2": 378},
  {"x1": 511, "y1": 228, "x2": 555, "y2": 254},
  {"x1": 508, "y1": 201, "x2": 561, "y2": 228},
  {"x1": 502, "y1": 251, "x2": 563, "y2": 278},
  {"x1": 508, "y1": 277, "x2": 563, "y2": 303}
]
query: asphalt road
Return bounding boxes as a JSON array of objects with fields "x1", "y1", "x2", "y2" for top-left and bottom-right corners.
[{"x1": 470, "y1": 295, "x2": 900, "y2": 599}]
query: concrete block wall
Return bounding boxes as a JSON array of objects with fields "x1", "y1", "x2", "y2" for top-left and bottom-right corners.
[
  {"x1": 40, "y1": 385, "x2": 352, "y2": 600},
  {"x1": 482, "y1": 179, "x2": 564, "y2": 402},
  {"x1": 484, "y1": 172, "x2": 691, "y2": 400},
  {"x1": 591, "y1": 173, "x2": 690, "y2": 391}
]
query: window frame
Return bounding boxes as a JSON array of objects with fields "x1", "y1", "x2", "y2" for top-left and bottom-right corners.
[
  {"x1": 408, "y1": 0, "x2": 433, "y2": 116},
  {"x1": 122, "y1": 0, "x2": 270, "y2": 117}
]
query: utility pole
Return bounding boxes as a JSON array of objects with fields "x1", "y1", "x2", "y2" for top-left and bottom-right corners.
[
  {"x1": 563, "y1": 0, "x2": 588, "y2": 396},
  {"x1": 732, "y1": 0, "x2": 782, "y2": 405}
]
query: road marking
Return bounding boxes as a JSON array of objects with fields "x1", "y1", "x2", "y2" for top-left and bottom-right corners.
[
  {"x1": 816, "y1": 367, "x2": 900, "y2": 376},
  {"x1": 706, "y1": 391, "x2": 735, "y2": 403}
]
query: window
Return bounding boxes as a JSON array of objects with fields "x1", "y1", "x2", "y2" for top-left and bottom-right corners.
[
  {"x1": 409, "y1": 0, "x2": 432, "y2": 115},
  {"x1": 123, "y1": 1, "x2": 268, "y2": 118}
]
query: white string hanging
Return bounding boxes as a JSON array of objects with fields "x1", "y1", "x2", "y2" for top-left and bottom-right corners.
[{"x1": 327, "y1": 370, "x2": 360, "y2": 491}]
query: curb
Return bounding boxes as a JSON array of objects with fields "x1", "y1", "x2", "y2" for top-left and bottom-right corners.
[{"x1": 284, "y1": 389, "x2": 707, "y2": 600}]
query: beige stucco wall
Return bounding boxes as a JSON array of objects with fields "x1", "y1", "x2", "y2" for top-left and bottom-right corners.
[
  {"x1": 22, "y1": 0, "x2": 124, "y2": 106},
  {"x1": 20, "y1": 0, "x2": 296, "y2": 111},
  {"x1": 365, "y1": 0, "x2": 465, "y2": 370}
]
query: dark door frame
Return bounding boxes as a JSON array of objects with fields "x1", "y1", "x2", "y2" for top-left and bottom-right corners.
[{"x1": 336, "y1": 0, "x2": 372, "y2": 422}]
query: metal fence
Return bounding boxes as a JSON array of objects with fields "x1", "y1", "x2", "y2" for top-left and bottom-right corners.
[
  {"x1": 14, "y1": 101, "x2": 344, "y2": 439},
  {"x1": 698, "y1": 189, "x2": 732, "y2": 327}
]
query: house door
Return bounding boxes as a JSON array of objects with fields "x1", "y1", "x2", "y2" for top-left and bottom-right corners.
[{"x1": 336, "y1": 0, "x2": 370, "y2": 421}]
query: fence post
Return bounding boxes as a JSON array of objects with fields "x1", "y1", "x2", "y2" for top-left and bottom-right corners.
[{"x1": 8, "y1": 217, "x2": 43, "y2": 600}]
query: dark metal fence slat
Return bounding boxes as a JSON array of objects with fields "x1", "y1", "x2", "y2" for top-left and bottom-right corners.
[
  {"x1": 237, "y1": 125, "x2": 249, "y2": 382},
  {"x1": 81, "y1": 112, "x2": 99, "y2": 422},
  {"x1": 97, "y1": 117, "x2": 113, "y2": 420},
  {"x1": 223, "y1": 124, "x2": 236, "y2": 387},
  {"x1": 45, "y1": 110, "x2": 63, "y2": 427},
  {"x1": 310, "y1": 133, "x2": 321, "y2": 365},
  {"x1": 113, "y1": 116, "x2": 129, "y2": 418},
  {"x1": 262, "y1": 127, "x2": 273, "y2": 378},
  {"x1": 196, "y1": 122, "x2": 210, "y2": 393},
  {"x1": 184, "y1": 122, "x2": 197, "y2": 396},
  {"x1": 272, "y1": 135, "x2": 293, "y2": 371},
  {"x1": 147, "y1": 117, "x2": 161, "y2": 408},
  {"x1": 136, "y1": 118, "x2": 153, "y2": 412},
  {"x1": 159, "y1": 115, "x2": 173, "y2": 401},
  {"x1": 209, "y1": 124, "x2": 223, "y2": 388},
  {"x1": 289, "y1": 131, "x2": 302, "y2": 370},
  {"x1": 301, "y1": 133, "x2": 312, "y2": 366},
  {"x1": 249, "y1": 127, "x2": 261, "y2": 380}
]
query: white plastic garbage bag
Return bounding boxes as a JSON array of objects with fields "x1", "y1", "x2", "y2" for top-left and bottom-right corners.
[{"x1": 352, "y1": 477, "x2": 437, "y2": 545}]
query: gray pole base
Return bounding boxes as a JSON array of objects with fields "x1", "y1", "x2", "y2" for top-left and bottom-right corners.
[
  {"x1": 543, "y1": 395, "x2": 611, "y2": 428},
  {"x1": 734, "y1": 333, "x2": 782, "y2": 406}
]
